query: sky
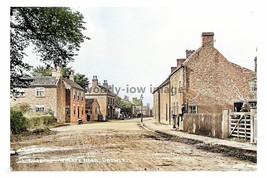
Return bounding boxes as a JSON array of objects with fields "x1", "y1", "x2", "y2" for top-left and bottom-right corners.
[{"x1": 22, "y1": 2, "x2": 258, "y2": 107}]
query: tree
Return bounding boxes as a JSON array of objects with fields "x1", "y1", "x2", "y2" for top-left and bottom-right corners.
[
  {"x1": 62, "y1": 66, "x2": 75, "y2": 78},
  {"x1": 10, "y1": 7, "x2": 89, "y2": 93},
  {"x1": 115, "y1": 96, "x2": 133, "y2": 114},
  {"x1": 31, "y1": 65, "x2": 52, "y2": 77},
  {"x1": 74, "y1": 73, "x2": 89, "y2": 90}
]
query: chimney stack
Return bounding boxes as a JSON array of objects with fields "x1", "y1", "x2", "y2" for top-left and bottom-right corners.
[
  {"x1": 171, "y1": 67, "x2": 177, "y2": 73},
  {"x1": 103, "y1": 80, "x2": 108, "y2": 87},
  {"x1": 186, "y1": 50, "x2": 195, "y2": 59},
  {"x1": 69, "y1": 72, "x2": 74, "y2": 81},
  {"x1": 176, "y1": 58, "x2": 185, "y2": 67},
  {"x1": 201, "y1": 32, "x2": 214, "y2": 47},
  {"x1": 92, "y1": 75, "x2": 98, "y2": 87},
  {"x1": 52, "y1": 66, "x2": 62, "y2": 79}
]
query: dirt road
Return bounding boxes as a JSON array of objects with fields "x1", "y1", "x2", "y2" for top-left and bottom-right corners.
[{"x1": 10, "y1": 118, "x2": 256, "y2": 171}]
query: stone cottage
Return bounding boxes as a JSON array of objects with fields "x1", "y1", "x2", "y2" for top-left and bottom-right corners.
[{"x1": 10, "y1": 67, "x2": 87, "y2": 123}]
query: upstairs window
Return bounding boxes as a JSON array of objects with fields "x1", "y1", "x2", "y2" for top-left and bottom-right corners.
[
  {"x1": 36, "y1": 87, "x2": 45, "y2": 97},
  {"x1": 189, "y1": 105, "x2": 197, "y2": 113},
  {"x1": 249, "y1": 79, "x2": 257, "y2": 92}
]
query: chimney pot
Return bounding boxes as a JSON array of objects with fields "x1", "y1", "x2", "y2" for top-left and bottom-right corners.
[
  {"x1": 69, "y1": 72, "x2": 74, "y2": 81},
  {"x1": 52, "y1": 66, "x2": 62, "y2": 79},
  {"x1": 92, "y1": 75, "x2": 98, "y2": 87},
  {"x1": 186, "y1": 50, "x2": 195, "y2": 59}
]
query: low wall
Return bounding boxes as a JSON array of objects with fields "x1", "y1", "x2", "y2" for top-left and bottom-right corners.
[{"x1": 183, "y1": 113, "x2": 223, "y2": 138}]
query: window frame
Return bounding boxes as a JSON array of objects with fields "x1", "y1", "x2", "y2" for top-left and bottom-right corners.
[
  {"x1": 36, "y1": 87, "x2": 45, "y2": 97},
  {"x1": 189, "y1": 105, "x2": 197, "y2": 113},
  {"x1": 35, "y1": 105, "x2": 45, "y2": 112}
]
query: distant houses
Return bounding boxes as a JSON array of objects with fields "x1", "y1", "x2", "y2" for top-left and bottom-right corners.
[
  {"x1": 153, "y1": 32, "x2": 257, "y2": 125},
  {"x1": 85, "y1": 76, "x2": 116, "y2": 121},
  {"x1": 10, "y1": 67, "x2": 87, "y2": 123}
]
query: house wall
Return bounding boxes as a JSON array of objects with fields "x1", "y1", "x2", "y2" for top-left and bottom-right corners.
[
  {"x1": 185, "y1": 45, "x2": 256, "y2": 113},
  {"x1": 170, "y1": 68, "x2": 184, "y2": 116},
  {"x1": 158, "y1": 84, "x2": 170, "y2": 124},
  {"x1": 10, "y1": 87, "x2": 58, "y2": 117},
  {"x1": 57, "y1": 78, "x2": 66, "y2": 123},
  {"x1": 86, "y1": 94, "x2": 107, "y2": 117},
  {"x1": 153, "y1": 91, "x2": 159, "y2": 121},
  {"x1": 69, "y1": 88, "x2": 86, "y2": 123}
]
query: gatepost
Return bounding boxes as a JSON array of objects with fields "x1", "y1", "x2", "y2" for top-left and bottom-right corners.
[{"x1": 222, "y1": 109, "x2": 229, "y2": 139}]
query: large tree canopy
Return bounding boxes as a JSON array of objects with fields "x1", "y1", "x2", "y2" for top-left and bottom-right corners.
[{"x1": 10, "y1": 7, "x2": 89, "y2": 93}]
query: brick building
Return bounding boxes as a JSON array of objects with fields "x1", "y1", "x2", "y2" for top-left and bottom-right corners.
[
  {"x1": 85, "y1": 76, "x2": 116, "y2": 120},
  {"x1": 85, "y1": 98, "x2": 101, "y2": 121},
  {"x1": 153, "y1": 32, "x2": 256, "y2": 124},
  {"x1": 10, "y1": 67, "x2": 87, "y2": 123}
]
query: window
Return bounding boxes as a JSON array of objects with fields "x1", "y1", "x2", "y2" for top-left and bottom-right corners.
[
  {"x1": 249, "y1": 79, "x2": 257, "y2": 92},
  {"x1": 73, "y1": 106, "x2": 76, "y2": 115},
  {"x1": 189, "y1": 106, "x2": 197, "y2": 113},
  {"x1": 36, "y1": 87, "x2": 45, "y2": 97},
  {"x1": 78, "y1": 91, "x2": 80, "y2": 100},
  {"x1": 36, "y1": 105, "x2": 45, "y2": 112},
  {"x1": 73, "y1": 90, "x2": 76, "y2": 100},
  {"x1": 81, "y1": 107, "x2": 84, "y2": 115}
]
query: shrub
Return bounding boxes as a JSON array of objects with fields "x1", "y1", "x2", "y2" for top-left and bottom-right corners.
[
  {"x1": 12, "y1": 103, "x2": 31, "y2": 114},
  {"x1": 27, "y1": 115, "x2": 56, "y2": 129},
  {"x1": 10, "y1": 109, "x2": 27, "y2": 134}
]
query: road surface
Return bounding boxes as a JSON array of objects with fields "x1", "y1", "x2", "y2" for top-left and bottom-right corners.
[{"x1": 10, "y1": 118, "x2": 256, "y2": 171}]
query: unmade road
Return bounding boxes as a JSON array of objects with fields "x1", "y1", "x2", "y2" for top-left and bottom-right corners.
[{"x1": 10, "y1": 118, "x2": 256, "y2": 171}]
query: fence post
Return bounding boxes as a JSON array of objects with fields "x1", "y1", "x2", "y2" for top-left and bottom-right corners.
[
  {"x1": 250, "y1": 108, "x2": 256, "y2": 143},
  {"x1": 222, "y1": 109, "x2": 230, "y2": 139}
]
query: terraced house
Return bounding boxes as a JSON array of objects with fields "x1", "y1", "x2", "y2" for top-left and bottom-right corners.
[
  {"x1": 10, "y1": 67, "x2": 87, "y2": 124},
  {"x1": 153, "y1": 32, "x2": 256, "y2": 125}
]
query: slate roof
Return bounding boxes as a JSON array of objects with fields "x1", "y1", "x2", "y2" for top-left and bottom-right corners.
[
  {"x1": 29, "y1": 77, "x2": 59, "y2": 87},
  {"x1": 28, "y1": 76, "x2": 84, "y2": 90},
  {"x1": 63, "y1": 78, "x2": 84, "y2": 90}
]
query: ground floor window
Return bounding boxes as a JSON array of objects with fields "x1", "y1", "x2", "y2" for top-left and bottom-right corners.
[
  {"x1": 189, "y1": 105, "x2": 197, "y2": 113},
  {"x1": 36, "y1": 105, "x2": 45, "y2": 112}
]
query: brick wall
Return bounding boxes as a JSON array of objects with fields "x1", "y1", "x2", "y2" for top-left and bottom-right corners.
[
  {"x1": 185, "y1": 45, "x2": 256, "y2": 113},
  {"x1": 69, "y1": 88, "x2": 86, "y2": 123}
]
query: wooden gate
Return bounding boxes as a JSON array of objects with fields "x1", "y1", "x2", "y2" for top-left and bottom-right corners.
[{"x1": 229, "y1": 109, "x2": 256, "y2": 142}]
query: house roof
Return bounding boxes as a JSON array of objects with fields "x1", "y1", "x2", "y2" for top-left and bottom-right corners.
[
  {"x1": 152, "y1": 77, "x2": 170, "y2": 93},
  {"x1": 28, "y1": 76, "x2": 84, "y2": 90},
  {"x1": 63, "y1": 78, "x2": 84, "y2": 90},
  {"x1": 87, "y1": 84, "x2": 116, "y2": 96},
  {"x1": 29, "y1": 77, "x2": 59, "y2": 87}
]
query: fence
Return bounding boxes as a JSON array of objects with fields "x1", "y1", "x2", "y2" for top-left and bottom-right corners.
[{"x1": 181, "y1": 108, "x2": 257, "y2": 142}]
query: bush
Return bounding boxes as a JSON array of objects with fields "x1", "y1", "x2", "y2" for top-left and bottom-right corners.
[
  {"x1": 27, "y1": 115, "x2": 56, "y2": 129},
  {"x1": 12, "y1": 103, "x2": 31, "y2": 114},
  {"x1": 10, "y1": 109, "x2": 27, "y2": 134}
]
